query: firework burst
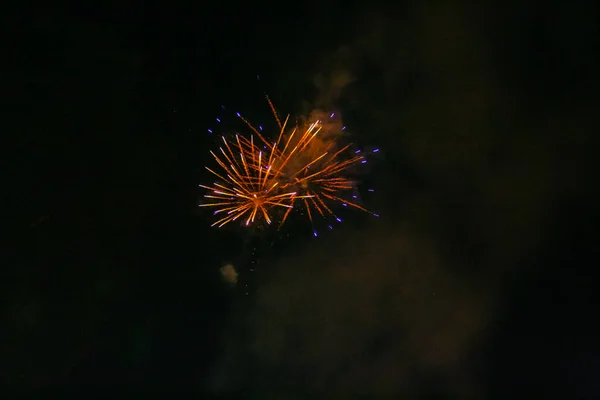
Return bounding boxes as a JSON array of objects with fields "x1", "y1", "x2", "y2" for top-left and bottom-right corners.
[
  {"x1": 198, "y1": 132, "x2": 297, "y2": 227},
  {"x1": 200, "y1": 96, "x2": 376, "y2": 229}
]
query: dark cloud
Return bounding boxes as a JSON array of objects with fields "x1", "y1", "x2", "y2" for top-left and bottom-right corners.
[{"x1": 211, "y1": 222, "x2": 494, "y2": 395}]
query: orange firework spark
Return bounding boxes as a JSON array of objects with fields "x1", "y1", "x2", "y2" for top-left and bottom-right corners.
[
  {"x1": 198, "y1": 132, "x2": 297, "y2": 228},
  {"x1": 200, "y1": 96, "x2": 373, "y2": 228},
  {"x1": 278, "y1": 141, "x2": 371, "y2": 226}
]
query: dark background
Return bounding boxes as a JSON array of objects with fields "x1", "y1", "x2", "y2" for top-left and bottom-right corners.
[{"x1": 4, "y1": 2, "x2": 599, "y2": 396}]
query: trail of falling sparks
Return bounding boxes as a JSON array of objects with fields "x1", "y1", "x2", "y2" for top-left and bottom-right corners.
[{"x1": 200, "y1": 96, "x2": 377, "y2": 228}]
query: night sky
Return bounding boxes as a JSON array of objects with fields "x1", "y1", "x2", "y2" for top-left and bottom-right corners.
[{"x1": 5, "y1": 3, "x2": 600, "y2": 396}]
